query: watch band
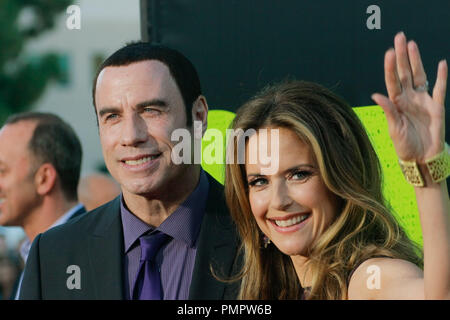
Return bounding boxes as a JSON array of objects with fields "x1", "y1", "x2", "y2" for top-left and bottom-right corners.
[
  {"x1": 426, "y1": 143, "x2": 450, "y2": 184},
  {"x1": 398, "y1": 158, "x2": 425, "y2": 187},
  {"x1": 399, "y1": 143, "x2": 450, "y2": 187}
]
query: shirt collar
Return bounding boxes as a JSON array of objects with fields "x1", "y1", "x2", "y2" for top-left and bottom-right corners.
[
  {"x1": 51, "y1": 203, "x2": 84, "y2": 227},
  {"x1": 20, "y1": 203, "x2": 85, "y2": 262},
  {"x1": 121, "y1": 169, "x2": 209, "y2": 252}
]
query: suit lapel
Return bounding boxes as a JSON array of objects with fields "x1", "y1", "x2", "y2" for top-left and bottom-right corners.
[
  {"x1": 189, "y1": 174, "x2": 240, "y2": 299},
  {"x1": 87, "y1": 197, "x2": 125, "y2": 299}
]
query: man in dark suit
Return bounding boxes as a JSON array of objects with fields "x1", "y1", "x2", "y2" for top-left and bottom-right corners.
[
  {"x1": 0, "y1": 112, "x2": 85, "y2": 299},
  {"x1": 19, "y1": 43, "x2": 241, "y2": 299}
]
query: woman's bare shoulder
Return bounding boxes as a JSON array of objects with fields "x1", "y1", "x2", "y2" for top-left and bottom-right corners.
[{"x1": 347, "y1": 257, "x2": 424, "y2": 300}]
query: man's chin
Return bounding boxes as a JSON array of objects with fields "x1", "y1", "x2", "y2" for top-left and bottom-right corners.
[
  {"x1": 124, "y1": 184, "x2": 157, "y2": 197},
  {"x1": 121, "y1": 177, "x2": 165, "y2": 197},
  {"x1": 119, "y1": 166, "x2": 193, "y2": 199}
]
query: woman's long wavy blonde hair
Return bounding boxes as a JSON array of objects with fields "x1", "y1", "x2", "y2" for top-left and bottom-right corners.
[{"x1": 225, "y1": 80, "x2": 423, "y2": 299}]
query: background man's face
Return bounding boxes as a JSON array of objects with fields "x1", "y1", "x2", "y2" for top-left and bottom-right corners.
[
  {"x1": 95, "y1": 60, "x2": 192, "y2": 199},
  {"x1": 0, "y1": 121, "x2": 40, "y2": 226}
]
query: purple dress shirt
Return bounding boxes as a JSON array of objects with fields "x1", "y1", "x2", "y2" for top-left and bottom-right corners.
[{"x1": 120, "y1": 170, "x2": 209, "y2": 300}]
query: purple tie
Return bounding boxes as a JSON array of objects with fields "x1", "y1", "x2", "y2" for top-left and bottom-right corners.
[{"x1": 131, "y1": 231, "x2": 170, "y2": 300}]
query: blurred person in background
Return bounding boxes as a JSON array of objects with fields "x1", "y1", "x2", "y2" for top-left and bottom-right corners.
[
  {"x1": 0, "y1": 234, "x2": 21, "y2": 299},
  {"x1": 78, "y1": 173, "x2": 121, "y2": 211},
  {"x1": 0, "y1": 231, "x2": 22, "y2": 299},
  {"x1": 0, "y1": 112, "x2": 86, "y2": 299}
]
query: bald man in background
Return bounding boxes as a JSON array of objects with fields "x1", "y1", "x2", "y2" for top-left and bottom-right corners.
[
  {"x1": 0, "y1": 112, "x2": 86, "y2": 299},
  {"x1": 78, "y1": 173, "x2": 121, "y2": 211}
]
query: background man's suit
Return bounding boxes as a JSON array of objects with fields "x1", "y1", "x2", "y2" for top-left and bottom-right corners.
[
  {"x1": 9, "y1": 205, "x2": 86, "y2": 299},
  {"x1": 19, "y1": 174, "x2": 241, "y2": 299}
]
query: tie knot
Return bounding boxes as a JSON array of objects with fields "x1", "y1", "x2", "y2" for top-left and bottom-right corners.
[{"x1": 139, "y1": 232, "x2": 170, "y2": 261}]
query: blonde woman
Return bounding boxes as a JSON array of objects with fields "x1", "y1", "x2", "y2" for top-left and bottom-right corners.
[{"x1": 225, "y1": 33, "x2": 449, "y2": 299}]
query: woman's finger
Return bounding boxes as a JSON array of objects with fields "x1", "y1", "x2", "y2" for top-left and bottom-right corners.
[
  {"x1": 371, "y1": 93, "x2": 401, "y2": 130},
  {"x1": 432, "y1": 60, "x2": 448, "y2": 107},
  {"x1": 394, "y1": 32, "x2": 413, "y2": 90},
  {"x1": 384, "y1": 48, "x2": 402, "y2": 99},
  {"x1": 408, "y1": 41, "x2": 428, "y2": 90}
]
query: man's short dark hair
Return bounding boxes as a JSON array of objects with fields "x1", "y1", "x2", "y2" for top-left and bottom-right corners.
[
  {"x1": 5, "y1": 112, "x2": 82, "y2": 201},
  {"x1": 92, "y1": 42, "x2": 202, "y2": 125}
]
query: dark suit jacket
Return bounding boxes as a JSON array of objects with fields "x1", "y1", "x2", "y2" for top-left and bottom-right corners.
[
  {"x1": 19, "y1": 174, "x2": 241, "y2": 299},
  {"x1": 9, "y1": 205, "x2": 86, "y2": 300}
]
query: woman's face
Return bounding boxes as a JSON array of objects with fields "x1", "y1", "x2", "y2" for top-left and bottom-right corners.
[{"x1": 245, "y1": 127, "x2": 339, "y2": 256}]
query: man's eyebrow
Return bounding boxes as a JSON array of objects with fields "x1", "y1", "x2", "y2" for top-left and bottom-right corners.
[
  {"x1": 136, "y1": 99, "x2": 168, "y2": 109},
  {"x1": 98, "y1": 107, "x2": 121, "y2": 118},
  {"x1": 98, "y1": 99, "x2": 169, "y2": 118}
]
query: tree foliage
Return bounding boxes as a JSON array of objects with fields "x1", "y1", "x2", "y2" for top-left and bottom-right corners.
[{"x1": 0, "y1": 0, "x2": 73, "y2": 124}]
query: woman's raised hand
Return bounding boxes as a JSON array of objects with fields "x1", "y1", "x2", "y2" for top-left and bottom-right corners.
[{"x1": 372, "y1": 32, "x2": 447, "y2": 163}]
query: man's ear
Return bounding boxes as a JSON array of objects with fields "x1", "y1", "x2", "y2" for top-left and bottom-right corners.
[
  {"x1": 34, "y1": 163, "x2": 57, "y2": 196},
  {"x1": 191, "y1": 95, "x2": 209, "y2": 136}
]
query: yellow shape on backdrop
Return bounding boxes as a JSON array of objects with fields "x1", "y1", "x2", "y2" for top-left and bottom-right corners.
[
  {"x1": 354, "y1": 106, "x2": 422, "y2": 247},
  {"x1": 201, "y1": 109, "x2": 236, "y2": 184}
]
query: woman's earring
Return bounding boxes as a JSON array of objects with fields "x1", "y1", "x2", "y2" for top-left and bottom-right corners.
[{"x1": 263, "y1": 235, "x2": 271, "y2": 248}]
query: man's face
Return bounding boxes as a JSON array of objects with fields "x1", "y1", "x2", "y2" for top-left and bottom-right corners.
[
  {"x1": 95, "y1": 60, "x2": 193, "y2": 199},
  {"x1": 0, "y1": 121, "x2": 40, "y2": 227}
]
